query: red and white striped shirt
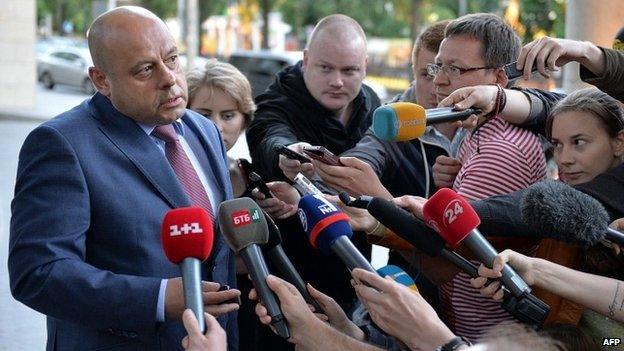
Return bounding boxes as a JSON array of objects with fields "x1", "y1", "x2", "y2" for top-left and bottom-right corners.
[{"x1": 442, "y1": 115, "x2": 546, "y2": 342}]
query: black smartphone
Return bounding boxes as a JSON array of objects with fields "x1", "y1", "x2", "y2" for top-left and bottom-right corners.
[
  {"x1": 249, "y1": 172, "x2": 273, "y2": 199},
  {"x1": 276, "y1": 145, "x2": 312, "y2": 164},
  {"x1": 302, "y1": 146, "x2": 343, "y2": 166},
  {"x1": 218, "y1": 284, "x2": 242, "y2": 305},
  {"x1": 504, "y1": 61, "x2": 538, "y2": 80}
]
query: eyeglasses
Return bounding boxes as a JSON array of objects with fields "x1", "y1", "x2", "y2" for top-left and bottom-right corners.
[{"x1": 426, "y1": 63, "x2": 496, "y2": 78}]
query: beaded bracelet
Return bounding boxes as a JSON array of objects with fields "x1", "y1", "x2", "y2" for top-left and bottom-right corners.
[{"x1": 485, "y1": 84, "x2": 506, "y2": 119}]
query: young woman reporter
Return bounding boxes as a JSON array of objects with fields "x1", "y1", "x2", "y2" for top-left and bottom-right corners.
[
  {"x1": 186, "y1": 58, "x2": 256, "y2": 197},
  {"x1": 186, "y1": 59, "x2": 264, "y2": 349}
]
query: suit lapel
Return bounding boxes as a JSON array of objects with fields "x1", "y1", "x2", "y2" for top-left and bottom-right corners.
[
  {"x1": 183, "y1": 114, "x2": 232, "y2": 201},
  {"x1": 90, "y1": 94, "x2": 190, "y2": 209}
]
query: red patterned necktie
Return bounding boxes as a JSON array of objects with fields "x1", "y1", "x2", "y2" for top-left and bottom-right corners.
[{"x1": 152, "y1": 124, "x2": 214, "y2": 218}]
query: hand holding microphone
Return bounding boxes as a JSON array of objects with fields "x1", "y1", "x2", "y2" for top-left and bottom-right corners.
[
  {"x1": 471, "y1": 249, "x2": 537, "y2": 301},
  {"x1": 250, "y1": 275, "x2": 340, "y2": 346},
  {"x1": 161, "y1": 207, "x2": 240, "y2": 331},
  {"x1": 437, "y1": 85, "x2": 501, "y2": 123},
  {"x1": 181, "y1": 309, "x2": 227, "y2": 351},
  {"x1": 471, "y1": 248, "x2": 624, "y2": 323},
  {"x1": 352, "y1": 268, "x2": 456, "y2": 351},
  {"x1": 423, "y1": 188, "x2": 550, "y2": 328},
  {"x1": 218, "y1": 198, "x2": 290, "y2": 338}
]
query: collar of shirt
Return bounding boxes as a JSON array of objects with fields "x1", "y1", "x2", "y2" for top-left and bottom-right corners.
[
  {"x1": 137, "y1": 118, "x2": 185, "y2": 137},
  {"x1": 421, "y1": 125, "x2": 467, "y2": 157}
]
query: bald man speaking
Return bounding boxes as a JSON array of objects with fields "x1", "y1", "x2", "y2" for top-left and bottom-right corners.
[{"x1": 9, "y1": 7, "x2": 239, "y2": 350}]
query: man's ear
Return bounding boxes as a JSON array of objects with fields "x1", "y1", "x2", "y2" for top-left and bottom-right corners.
[
  {"x1": 88, "y1": 66, "x2": 111, "y2": 97},
  {"x1": 301, "y1": 49, "x2": 309, "y2": 72},
  {"x1": 494, "y1": 67, "x2": 509, "y2": 87}
]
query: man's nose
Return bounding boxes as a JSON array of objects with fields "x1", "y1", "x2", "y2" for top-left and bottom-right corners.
[
  {"x1": 433, "y1": 71, "x2": 448, "y2": 86},
  {"x1": 159, "y1": 65, "x2": 176, "y2": 89},
  {"x1": 329, "y1": 71, "x2": 344, "y2": 88}
]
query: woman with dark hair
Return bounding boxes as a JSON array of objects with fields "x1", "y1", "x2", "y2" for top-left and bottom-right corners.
[{"x1": 545, "y1": 88, "x2": 624, "y2": 186}]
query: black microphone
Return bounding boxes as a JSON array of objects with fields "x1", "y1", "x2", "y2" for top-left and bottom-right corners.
[
  {"x1": 261, "y1": 212, "x2": 322, "y2": 311},
  {"x1": 339, "y1": 193, "x2": 480, "y2": 278},
  {"x1": 217, "y1": 198, "x2": 289, "y2": 339},
  {"x1": 521, "y1": 179, "x2": 624, "y2": 247}
]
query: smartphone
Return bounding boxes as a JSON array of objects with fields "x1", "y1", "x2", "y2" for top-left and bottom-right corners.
[
  {"x1": 276, "y1": 145, "x2": 312, "y2": 164},
  {"x1": 504, "y1": 61, "x2": 538, "y2": 80},
  {"x1": 293, "y1": 173, "x2": 324, "y2": 196},
  {"x1": 302, "y1": 146, "x2": 343, "y2": 166},
  {"x1": 218, "y1": 284, "x2": 242, "y2": 305},
  {"x1": 249, "y1": 172, "x2": 273, "y2": 199}
]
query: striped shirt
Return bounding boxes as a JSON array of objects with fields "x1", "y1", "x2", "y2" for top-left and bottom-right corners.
[{"x1": 442, "y1": 115, "x2": 546, "y2": 342}]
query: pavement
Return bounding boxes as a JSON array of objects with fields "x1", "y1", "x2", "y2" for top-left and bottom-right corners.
[{"x1": 0, "y1": 84, "x2": 90, "y2": 123}]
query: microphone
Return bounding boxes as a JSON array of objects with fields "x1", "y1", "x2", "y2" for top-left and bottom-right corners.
[
  {"x1": 262, "y1": 212, "x2": 322, "y2": 311},
  {"x1": 422, "y1": 188, "x2": 531, "y2": 297},
  {"x1": 377, "y1": 265, "x2": 418, "y2": 292},
  {"x1": 339, "y1": 193, "x2": 480, "y2": 278},
  {"x1": 372, "y1": 102, "x2": 480, "y2": 141},
  {"x1": 161, "y1": 207, "x2": 214, "y2": 333},
  {"x1": 423, "y1": 188, "x2": 550, "y2": 328},
  {"x1": 521, "y1": 179, "x2": 624, "y2": 247},
  {"x1": 217, "y1": 198, "x2": 290, "y2": 339},
  {"x1": 297, "y1": 194, "x2": 376, "y2": 273}
]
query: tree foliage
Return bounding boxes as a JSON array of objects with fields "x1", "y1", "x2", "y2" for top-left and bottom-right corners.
[
  {"x1": 37, "y1": 0, "x2": 92, "y2": 35},
  {"x1": 36, "y1": 0, "x2": 566, "y2": 44}
]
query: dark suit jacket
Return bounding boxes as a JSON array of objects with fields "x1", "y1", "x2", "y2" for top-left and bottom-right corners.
[{"x1": 9, "y1": 93, "x2": 237, "y2": 350}]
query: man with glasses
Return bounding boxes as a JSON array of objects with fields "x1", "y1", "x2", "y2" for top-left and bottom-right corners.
[{"x1": 427, "y1": 13, "x2": 547, "y2": 342}]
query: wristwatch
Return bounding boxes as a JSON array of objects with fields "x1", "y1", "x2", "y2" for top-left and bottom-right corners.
[{"x1": 435, "y1": 336, "x2": 472, "y2": 351}]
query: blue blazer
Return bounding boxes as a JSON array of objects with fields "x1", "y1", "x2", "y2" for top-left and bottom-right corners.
[{"x1": 9, "y1": 93, "x2": 238, "y2": 350}]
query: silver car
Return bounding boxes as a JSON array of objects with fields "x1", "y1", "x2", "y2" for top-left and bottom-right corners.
[{"x1": 37, "y1": 46, "x2": 95, "y2": 94}]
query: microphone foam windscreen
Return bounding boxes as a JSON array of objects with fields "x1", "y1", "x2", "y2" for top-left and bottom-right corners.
[
  {"x1": 422, "y1": 188, "x2": 481, "y2": 247},
  {"x1": 367, "y1": 197, "x2": 445, "y2": 257},
  {"x1": 161, "y1": 207, "x2": 214, "y2": 264},
  {"x1": 372, "y1": 102, "x2": 426, "y2": 142},
  {"x1": 218, "y1": 197, "x2": 269, "y2": 253},
  {"x1": 520, "y1": 180, "x2": 608, "y2": 248},
  {"x1": 377, "y1": 265, "x2": 418, "y2": 292},
  {"x1": 297, "y1": 194, "x2": 352, "y2": 254}
]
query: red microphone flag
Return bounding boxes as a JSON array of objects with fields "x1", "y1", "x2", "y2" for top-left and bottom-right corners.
[
  {"x1": 161, "y1": 207, "x2": 214, "y2": 264},
  {"x1": 422, "y1": 188, "x2": 480, "y2": 248}
]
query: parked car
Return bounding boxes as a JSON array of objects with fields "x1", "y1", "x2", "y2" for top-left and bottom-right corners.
[
  {"x1": 36, "y1": 36, "x2": 87, "y2": 56},
  {"x1": 228, "y1": 50, "x2": 387, "y2": 100},
  {"x1": 37, "y1": 46, "x2": 95, "y2": 94},
  {"x1": 229, "y1": 50, "x2": 302, "y2": 97}
]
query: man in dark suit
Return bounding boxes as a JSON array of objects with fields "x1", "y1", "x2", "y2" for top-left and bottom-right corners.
[{"x1": 9, "y1": 6, "x2": 240, "y2": 350}]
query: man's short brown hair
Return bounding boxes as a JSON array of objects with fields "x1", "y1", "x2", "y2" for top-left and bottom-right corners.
[{"x1": 412, "y1": 20, "x2": 450, "y2": 64}]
